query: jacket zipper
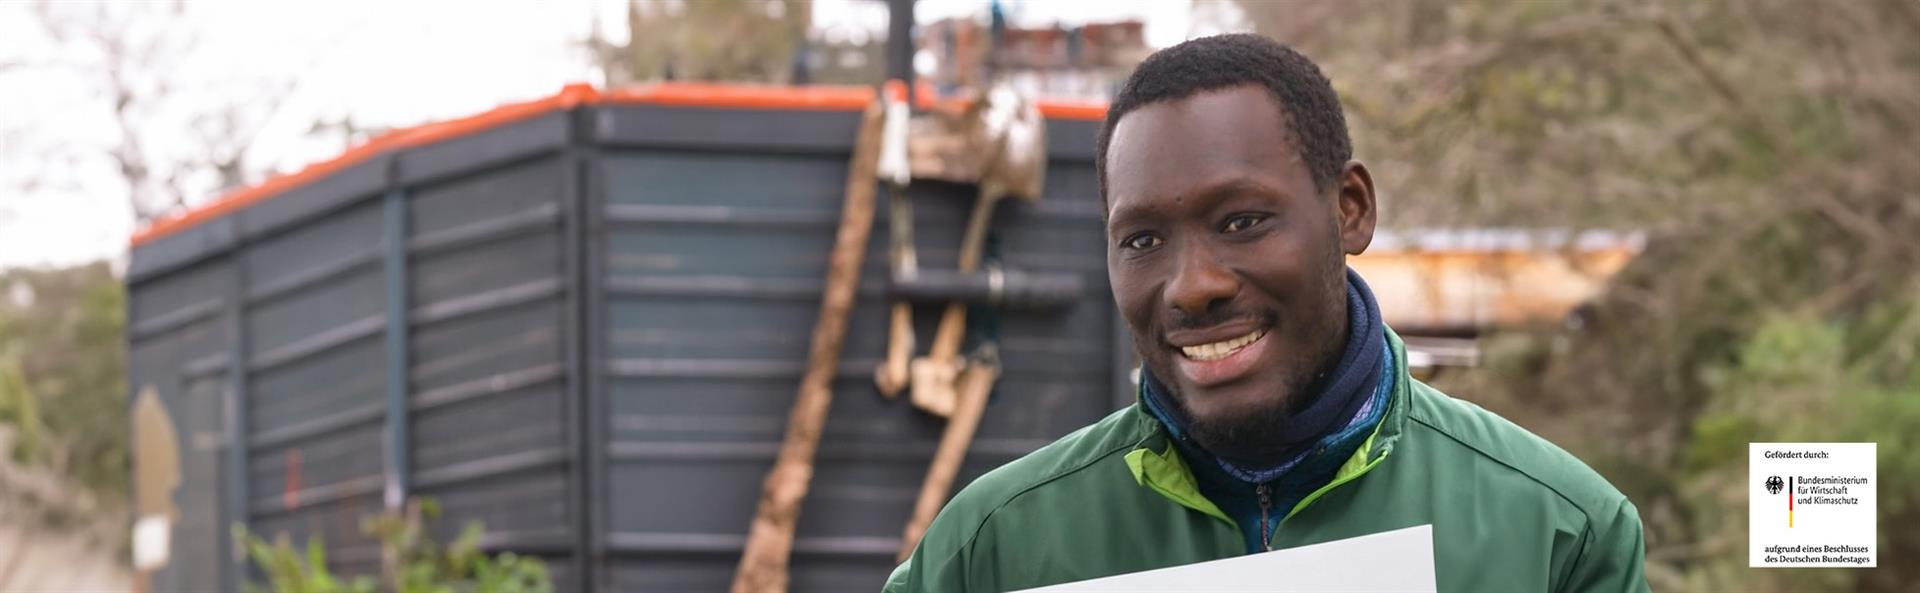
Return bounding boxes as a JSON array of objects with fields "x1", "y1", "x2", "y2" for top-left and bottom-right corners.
[{"x1": 1256, "y1": 483, "x2": 1274, "y2": 551}]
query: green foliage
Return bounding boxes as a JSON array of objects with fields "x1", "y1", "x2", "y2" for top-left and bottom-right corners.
[
  {"x1": 238, "y1": 497, "x2": 551, "y2": 593},
  {"x1": 1666, "y1": 296, "x2": 1920, "y2": 592},
  {"x1": 233, "y1": 527, "x2": 377, "y2": 593},
  {"x1": 364, "y1": 498, "x2": 552, "y2": 593},
  {"x1": 0, "y1": 358, "x2": 46, "y2": 463},
  {"x1": 0, "y1": 262, "x2": 127, "y2": 500},
  {"x1": 1710, "y1": 301, "x2": 1920, "y2": 499}
]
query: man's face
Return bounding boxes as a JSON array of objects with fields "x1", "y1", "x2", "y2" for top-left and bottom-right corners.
[{"x1": 1104, "y1": 85, "x2": 1375, "y2": 450}]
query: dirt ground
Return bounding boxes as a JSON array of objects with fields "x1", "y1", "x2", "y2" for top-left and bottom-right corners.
[
  {"x1": 0, "y1": 520, "x2": 130, "y2": 593},
  {"x1": 0, "y1": 428, "x2": 130, "y2": 593}
]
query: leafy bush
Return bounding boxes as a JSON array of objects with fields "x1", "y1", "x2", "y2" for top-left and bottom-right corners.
[
  {"x1": 233, "y1": 529, "x2": 376, "y2": 593},
  {"x1": 236, "y1": 497, "x2": 551, "y2": 593},
  {"x1": 0, "y1": 263, "x2": 126, "y2": 499}
]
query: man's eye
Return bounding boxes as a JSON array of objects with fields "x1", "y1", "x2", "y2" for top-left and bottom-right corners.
[
  {"x1": 1222, "y1": 214, "x2": 1267, "y2": 233},
  {"x1": 1121, "y1": 233, "x2": 1163, "y2": 250}
]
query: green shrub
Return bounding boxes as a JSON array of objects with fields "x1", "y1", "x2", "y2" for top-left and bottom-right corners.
[{"x1": 236, "y1": 497, "x2": 551, "y2": 593}]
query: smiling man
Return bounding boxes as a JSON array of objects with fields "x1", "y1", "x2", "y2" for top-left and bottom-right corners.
[{"x1": 884, "y1": 34, "x2": 1648, "y2": 592}]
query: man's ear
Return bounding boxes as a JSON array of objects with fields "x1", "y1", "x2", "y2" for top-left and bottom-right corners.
[{"x1": 1336, "y1": 160, "x2": 1378, "y2": 255}]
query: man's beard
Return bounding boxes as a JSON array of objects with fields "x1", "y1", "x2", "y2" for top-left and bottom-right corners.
[
  {"x1": 1170, "y1": 340, "x2": 1338, "y2": 460},
  {"x1": 1162, "y1": 272, "x2": 1350, "y2": 461}
]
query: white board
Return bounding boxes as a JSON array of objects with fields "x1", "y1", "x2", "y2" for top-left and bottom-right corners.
[{"x1": 1013, "y1": 524, "x2": 1436, "y2": 593}]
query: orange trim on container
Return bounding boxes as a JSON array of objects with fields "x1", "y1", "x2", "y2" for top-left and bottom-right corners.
[
  {"x1": 601, "y1": 82, "x2": 875, "y2": 111},
  {"x1": 130, "y1": 85, "x2": 602, "y2": 246},
  {"x1": 1036, "y1": 99, "x2": 1108, "y2": 121},
  {"x1": 131, "y1": 81, "x2": 1109, "y2": 247}
]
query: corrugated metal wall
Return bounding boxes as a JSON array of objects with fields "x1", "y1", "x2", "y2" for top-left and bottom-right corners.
[
  {"x1": 126, "y1": 102, "x2": 1120, "y2": 592},
  {"x1": 127, "y1": 258, "x2": 233, "y2": 592},
  {"x1": 401, "y1": 146, "x2": 579, "y2": 591},
  {"x1": 240, "y1": 195, "x2": 390, "y2": 577}
]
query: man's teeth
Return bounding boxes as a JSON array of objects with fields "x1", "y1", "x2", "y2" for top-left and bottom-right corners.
[{"x1": 1179, "y1": 329, "x2": 1266, "y2": 361}]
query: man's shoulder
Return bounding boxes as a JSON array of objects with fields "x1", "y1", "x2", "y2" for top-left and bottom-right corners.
[
  {"x1": 923, "y1": 404, "x2": 1150, "y2": 538},
  {"x1": 1400, "y1": 380, "x2": 1630, "y2": 516},
  {"x1": 887, "y1": 406, "x2": 1157, "y2": 591},
  {"x1": 950, "y1": 404, "x2": 1150, "y2": 510}
]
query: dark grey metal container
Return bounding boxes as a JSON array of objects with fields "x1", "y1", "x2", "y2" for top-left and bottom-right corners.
[{"x1": 126, "y1": 89, "x2": 1125, "y2": 592}]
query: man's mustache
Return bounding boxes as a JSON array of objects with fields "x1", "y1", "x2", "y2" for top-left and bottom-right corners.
[{"x1": 1159, "y1": 308, "x2": 1277, "y2": 336}]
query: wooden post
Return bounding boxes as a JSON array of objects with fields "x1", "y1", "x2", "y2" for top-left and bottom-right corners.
[{"x1": 731, "y1": 99, "x2": 887, "y2": 593}]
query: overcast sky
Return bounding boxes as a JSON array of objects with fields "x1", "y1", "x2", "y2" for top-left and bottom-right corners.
[{"x1": 0, "y1": 0, "x2": 1223, "y2": 270}]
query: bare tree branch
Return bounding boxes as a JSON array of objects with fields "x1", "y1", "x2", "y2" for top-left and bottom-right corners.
[{"x1": 22, "y1": 0, "x2": 302, "y2": 224}]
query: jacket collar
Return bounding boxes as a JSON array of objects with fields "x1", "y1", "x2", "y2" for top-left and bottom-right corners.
[{"x1": 1125, "y1": 325, "x2": 1414, "y2": 518}]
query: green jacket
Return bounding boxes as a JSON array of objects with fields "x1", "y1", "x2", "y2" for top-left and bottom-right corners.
[{"x1": 885, "y1": 329, "x2": 1648, "y2": 592}]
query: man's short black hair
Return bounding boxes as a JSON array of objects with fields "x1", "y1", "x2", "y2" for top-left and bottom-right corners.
[{"x1": 1097, "y1": 33, "x2": 1352, "y2": 203}]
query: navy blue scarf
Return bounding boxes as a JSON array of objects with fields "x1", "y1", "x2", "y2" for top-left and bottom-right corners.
[{"x1": 1141, "y1": 268, "x2": 1386, "y2": 481}]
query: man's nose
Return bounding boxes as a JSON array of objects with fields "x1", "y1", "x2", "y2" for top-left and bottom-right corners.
[{"x1": 1165, "y1": 243, "x2": 1239, "y2": 319}]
